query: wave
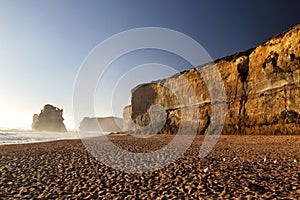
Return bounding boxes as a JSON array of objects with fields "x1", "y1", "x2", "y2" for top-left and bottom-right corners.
[{"x1": 0, "y1": 131, "x2": 110, "y2": 145}]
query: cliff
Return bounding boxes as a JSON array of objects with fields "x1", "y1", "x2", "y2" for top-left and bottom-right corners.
[
  {"x1": 80, "y1": 117, "x2": 123, "y2": 132},
  {"x1": 123, "y1": 25, "x2": 300, "y2": 135},
  {"x1": 32, "y1": 104, "x2": 67, "y2": 132}
]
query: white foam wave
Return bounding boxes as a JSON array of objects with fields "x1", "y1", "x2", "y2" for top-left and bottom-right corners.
[{"x1": 0, "y1": 131, "x2": 109, "y2": 145}]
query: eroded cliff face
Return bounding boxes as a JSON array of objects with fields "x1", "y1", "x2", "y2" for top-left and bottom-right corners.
[
  {"x1": 123, "y1": 25, "x2": 300, "y2": 135},
  {"x1": 32, "y1": 104, "x2": 67, "y2": 132}
]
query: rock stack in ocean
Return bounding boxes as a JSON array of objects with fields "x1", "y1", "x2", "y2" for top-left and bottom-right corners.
[
  {"x1": 123, "y1": 25, "x2": 300, "y2": 135},
  {"x1": 32, "y1": 104, "x2": 67, "y2": 132}
]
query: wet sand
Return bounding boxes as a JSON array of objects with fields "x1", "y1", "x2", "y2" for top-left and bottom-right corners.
[{"x1": 0, "y1": 135, "x2": 299, "y2": 199}]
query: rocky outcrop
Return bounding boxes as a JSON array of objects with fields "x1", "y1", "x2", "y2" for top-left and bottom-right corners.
[
  {"x1": 123, "y1": 25, "x2": 300, "y2": 135},
  {"x1": 32, "y1": 104, "x2": 67, "y2": 132},
  {"x1": 80, "y1": 117, "x2": 123, "y2": 132}
]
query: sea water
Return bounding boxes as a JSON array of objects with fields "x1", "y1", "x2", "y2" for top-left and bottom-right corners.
[{"x1": 0, "y1": 131, "x2": 109, "y2": 145}]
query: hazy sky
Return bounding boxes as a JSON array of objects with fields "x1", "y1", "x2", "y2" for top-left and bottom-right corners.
[{"x1": 0, "y1": 0, "x2": 299, "y2": 130}]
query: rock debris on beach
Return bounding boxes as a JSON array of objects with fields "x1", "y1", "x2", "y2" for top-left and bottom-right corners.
[{"x1": 0, "y1": 135, "x2": 299, "y2": 199}]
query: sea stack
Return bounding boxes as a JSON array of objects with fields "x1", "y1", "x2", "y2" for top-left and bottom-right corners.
[{"x1": 32, "y1": 104, "x2": 67, "y2": 132}]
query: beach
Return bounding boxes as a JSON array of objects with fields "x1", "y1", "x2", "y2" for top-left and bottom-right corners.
[{"x1": 0, "y1": 135, "x2": 299, "y2": 199}]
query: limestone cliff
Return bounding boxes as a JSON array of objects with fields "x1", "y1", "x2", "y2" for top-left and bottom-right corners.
[
  {"x1": 80, "y1": 117, "x2": 123, "y2": 132},
  {"x1": 32, "y1": 104, "x2": 67, "y2": 132},
  {"x1": 123, "y1": 25, "x2": 300, "y2": 135}
]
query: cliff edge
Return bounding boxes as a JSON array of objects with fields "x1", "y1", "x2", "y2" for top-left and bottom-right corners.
[{"x1": 123, "y1": 25, "x2": 300, "y2": 135}]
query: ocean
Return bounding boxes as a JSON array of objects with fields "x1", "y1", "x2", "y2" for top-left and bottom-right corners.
[{"x1": 0, "y1": 131, "x2": 109, "y2": 145}]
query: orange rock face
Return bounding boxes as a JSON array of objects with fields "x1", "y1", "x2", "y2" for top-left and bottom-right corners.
[{"x1": 123, "y1": 25, "x2": 300, "y2": 135}]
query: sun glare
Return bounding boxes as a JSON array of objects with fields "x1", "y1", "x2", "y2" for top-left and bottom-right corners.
[{"x1": 0, "y1": 105, "x2": 31, "y2": 130}]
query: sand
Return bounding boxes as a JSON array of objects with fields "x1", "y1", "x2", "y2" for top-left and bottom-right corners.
[{"x1": 0, "y1": 135, "x2": 299, "y2": 199}]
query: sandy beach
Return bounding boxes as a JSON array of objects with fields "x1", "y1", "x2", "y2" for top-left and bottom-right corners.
[{"x1": 0, "y1": 135, "x2": 299, "y2": 199}]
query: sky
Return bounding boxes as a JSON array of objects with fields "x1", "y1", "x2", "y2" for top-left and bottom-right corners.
[{"x1": 0, "y1": 0, "x2": 299, "y2": 130}]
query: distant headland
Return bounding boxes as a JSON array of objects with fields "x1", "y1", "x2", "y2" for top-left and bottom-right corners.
[{"x1": 79, "y1": 117, "x2": 123, "y2": 132}]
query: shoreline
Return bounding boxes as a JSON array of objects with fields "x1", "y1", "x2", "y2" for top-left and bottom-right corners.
[{"x1": 1, "y1": 133, "x2": 299, "y2": 146}]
